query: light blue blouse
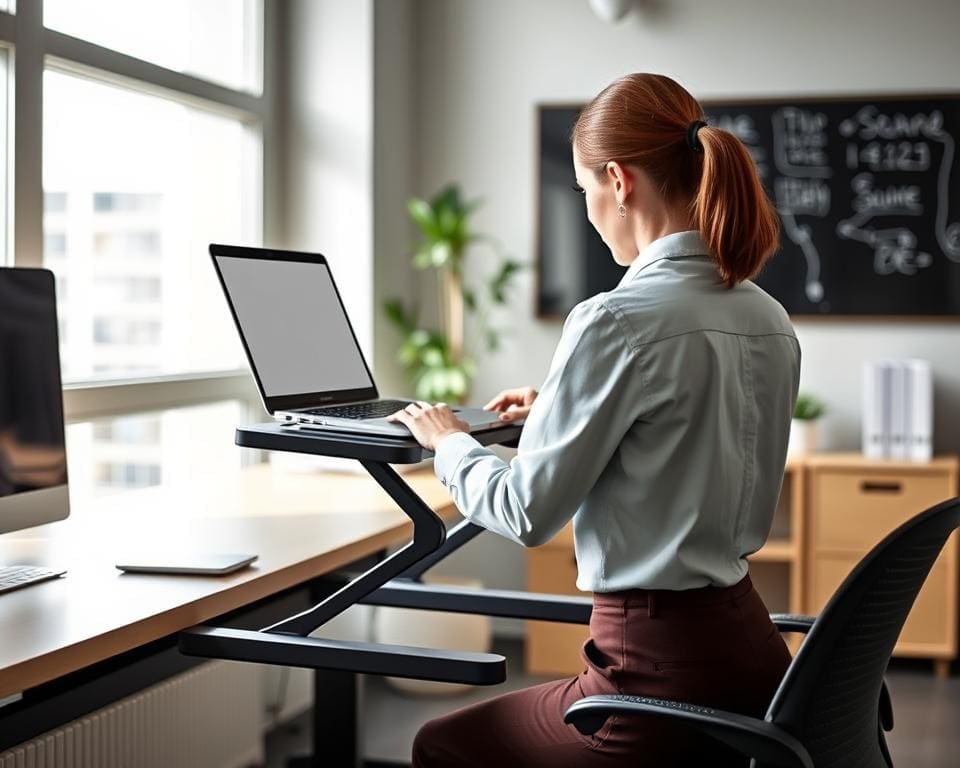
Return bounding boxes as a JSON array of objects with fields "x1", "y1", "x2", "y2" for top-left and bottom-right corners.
[{"x1": 434, "y1": 231, "x2": 801, "y2": 592}]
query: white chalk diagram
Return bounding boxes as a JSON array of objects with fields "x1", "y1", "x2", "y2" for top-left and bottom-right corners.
[
  {"x1": 771, "y1": 108, "x2": 831, "y2": 303},
  {"x1": 836, "y1": 106, "x2": 960, "y2": 277}
]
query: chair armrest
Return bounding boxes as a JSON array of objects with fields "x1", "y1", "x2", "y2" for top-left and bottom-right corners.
[
  {"x1": 770, "y1": 613, "x2": 817, "y2": 634},
  {"x1": 563, "y1": 695, "x2": 813, "y2": 768}
]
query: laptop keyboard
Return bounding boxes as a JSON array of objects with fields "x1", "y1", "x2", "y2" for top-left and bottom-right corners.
[
  {"x1": 305, "y1": 399, "x2": 414, "y2": 420},
  {"x1": 0, "y1": 566, "x2": 65, "y2": 595}
]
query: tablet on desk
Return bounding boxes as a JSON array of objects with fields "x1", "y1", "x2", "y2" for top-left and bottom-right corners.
[{"x1": 115, "y1": 553, "x2": 258, "y2": 575}]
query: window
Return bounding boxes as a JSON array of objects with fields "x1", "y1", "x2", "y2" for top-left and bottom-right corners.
[
  {"x1": 93, "y1": 231, "x2": 162, "y2": 261},
  {"x1": 43, "y1": 0, "x2": 262, "y2": 94},
  {"x1": 94, "y1": 275, "x2": 162, "y2": 302},
  {"x1": 44, "y1": 70, "x2": 253, "y2": 383},
  {"x1": 67, "y1": 400, "x2": 247, "y2": 500},
  {"x1": 93, "y1": 416, "x2": 161, "y2": 444},
  {"x1": 0, "y1": 1, "x2": 270, "y2": 421},
  {"x1": 93, "y1": 192, "x2": 163, "y2": 214}
]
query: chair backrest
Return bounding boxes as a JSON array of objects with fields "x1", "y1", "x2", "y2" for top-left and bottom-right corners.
[{"x1": 765, "y1": 496, "x2": 960, "y2": 768}]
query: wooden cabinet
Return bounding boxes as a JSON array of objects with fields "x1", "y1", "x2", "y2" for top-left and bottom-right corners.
[
  {"x1": 525, "y1": 525, "x2": 589, "y2": 676},
  {"x1": 805, "y1": 454, "x2": 959, "y2": 677},
  {"x1": 525, "y1": 458, "x2": 806, "y2": 677},
  {"x1": 525, "y1": 454, "x2": 959, "y2": 678}
]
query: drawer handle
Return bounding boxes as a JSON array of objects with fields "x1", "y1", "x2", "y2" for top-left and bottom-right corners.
[{"x1": 860, "y1": 481, "x2": 903, "y2": 494}]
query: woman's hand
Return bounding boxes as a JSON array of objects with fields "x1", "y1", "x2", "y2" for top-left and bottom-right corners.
[
  {"x1": 483, "y1": 386, "x2": 538, "y2": 423},
  {"x1": 387, "y1": 401, "x2": 469, "y2": 451}
]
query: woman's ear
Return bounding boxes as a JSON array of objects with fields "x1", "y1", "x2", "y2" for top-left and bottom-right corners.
[{"x1": 605, "y1": 161, "x2": 634, "y2": 203}]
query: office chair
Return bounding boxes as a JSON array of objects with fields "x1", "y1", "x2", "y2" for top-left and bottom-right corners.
[{"x1": 565, "y1": 496, "x2": 960, "y2": 768}]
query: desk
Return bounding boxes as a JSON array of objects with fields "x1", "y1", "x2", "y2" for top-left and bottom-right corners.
[{"x1": 0, "y1": 463, "x2": 455, "y2": 753}]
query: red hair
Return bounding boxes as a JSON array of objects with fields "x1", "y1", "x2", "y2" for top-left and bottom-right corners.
[{"x1": 572, "y1": 73, "x2": 779, "y2": 287}]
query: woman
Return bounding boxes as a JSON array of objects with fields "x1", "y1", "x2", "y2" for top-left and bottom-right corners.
[{"x1": 388, "y1": 73, "x2": 800, "y2": 767}]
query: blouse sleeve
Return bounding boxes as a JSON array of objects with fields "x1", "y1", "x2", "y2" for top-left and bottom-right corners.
[{"x1": 432, "y1": 298, "x2": 647, "y2": 546}]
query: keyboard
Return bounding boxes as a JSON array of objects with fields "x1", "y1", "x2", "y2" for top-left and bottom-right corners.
[
  {"x1": 304, "y1": 399, "x2": 414, "y2": 420},
  {"x1": 0, "y1": 565, "x2": 66, "y2": 595}
]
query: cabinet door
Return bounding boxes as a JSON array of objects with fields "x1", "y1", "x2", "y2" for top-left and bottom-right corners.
[{"x1": 526, "y1": 546, "x2": 589, "y2": 676}]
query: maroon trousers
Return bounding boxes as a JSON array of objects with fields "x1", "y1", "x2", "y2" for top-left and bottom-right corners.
[{"x1": 412, "y1": 575, "x2": 791, "y2": 767}]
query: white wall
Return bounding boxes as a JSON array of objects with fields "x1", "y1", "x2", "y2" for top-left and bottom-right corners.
[
  {"x1": 284, "y1": 0, "x2": 375, "y2": 358},
  {"x1": 373, "y1": 0, "x2": 419, "y2": 397},
  {"x1": 371, "y1": 0, "x2": 960, "y2": 627}
]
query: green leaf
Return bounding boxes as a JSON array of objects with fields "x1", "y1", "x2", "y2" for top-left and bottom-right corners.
[
  {"x1": 410, "y1": 329, "x2": 431, "y2": 348},
  {"x1": 447, "y1": 367, "x2": 468, "y2": 397},
  {"x1": 489, "y1": 259, "x2": 523, "y2": 304},
  {"x1": 413, "y1": 244, "x2": 433, "y2": 269},
  {"x1": 486, "y1": 329, "x2": 500, "y2": 352},
  {"x1": 422, "y1": 347, "x2": 445, "y2": 367},
  {"x1": 462, "y1": 288, "x2": 477, "y2": 311},
  {"x1": 430, "y1": 241, "x2": 452, "y2": 267},
  {"x1": 431, "y1": 185, "x2": 461, "y2": 213},
  {"x1": 794, "y1": 393, "x2": 826, "y2": 420},
  {"x1": 407, "y1": 198, "x2": 439, "y2": 238},
  {"x1": 384, "y1": 298, "x2": 404, "y2": 326}
]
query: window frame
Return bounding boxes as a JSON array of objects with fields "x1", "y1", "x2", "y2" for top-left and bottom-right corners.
[{"x1": 0, "y1": 1, "x2": 280, "y2": 422}]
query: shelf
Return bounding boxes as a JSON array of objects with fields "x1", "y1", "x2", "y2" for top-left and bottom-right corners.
[
  {"x1": 748, "y1": 540, "x2": 797, "y2": 563},
  {"x1": 803, "y1": 452, "x2": 959, "y2": 473}
]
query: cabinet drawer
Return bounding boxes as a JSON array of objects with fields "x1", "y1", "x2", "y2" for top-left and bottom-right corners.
[
  {"x1": 809, "y1": 547, "x2": 954, "y2": 650},
  {"x1": 811, "y1": 470, "x2": 954, "y2": 552},
  {"x1": 527, "y1": 539, "x2": 589, "y2": 675}
]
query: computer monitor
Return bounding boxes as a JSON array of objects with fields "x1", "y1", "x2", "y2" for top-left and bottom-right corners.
[{"x1": 0, "y1": 268, "x2": 69, "y2": 534}]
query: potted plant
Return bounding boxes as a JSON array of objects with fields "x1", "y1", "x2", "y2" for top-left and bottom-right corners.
[
  {"x1": 789, "y1": 393, "x2": 826, "y2": 455},
  {"x1": 384, "y1": 184, "x2": 521, "y2": 403}
]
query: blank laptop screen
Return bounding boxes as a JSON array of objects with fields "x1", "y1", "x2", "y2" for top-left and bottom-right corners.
[{"x1": 215, "y1": 256, "x2": 374, "y2": 397}]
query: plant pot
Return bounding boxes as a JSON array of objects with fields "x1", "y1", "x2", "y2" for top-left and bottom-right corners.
[
  {"x1": 788, "y1": 418, "x2": 819, "y2": 456},
  {"x1": 371, "y1": 575, "x2": 492, "y2": 696}
]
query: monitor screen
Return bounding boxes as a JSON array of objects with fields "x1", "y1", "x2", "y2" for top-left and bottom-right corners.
[
  {"x1": 214, "y1": 255, "x2": 375, "y2": 398},
  {"x1": 0, "y1": 268, "x2": 69, "y2": 534}
]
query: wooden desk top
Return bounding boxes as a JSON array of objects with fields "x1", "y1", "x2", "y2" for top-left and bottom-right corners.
[{"x1": 0, "y1": 463, "x2": 455, "y2": 699}]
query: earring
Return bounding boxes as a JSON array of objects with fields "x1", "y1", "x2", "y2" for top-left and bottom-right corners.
[{"x1": 618, "y1": 202, "x2": 626, "y2": 218}]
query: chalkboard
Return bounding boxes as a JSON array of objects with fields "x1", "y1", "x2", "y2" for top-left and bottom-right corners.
[{"x1": 536, "y1": 95, "x2": 960, "y2": 317}]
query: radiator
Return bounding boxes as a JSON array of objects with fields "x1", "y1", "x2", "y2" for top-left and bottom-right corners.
[{"x1": 0, "y1": 660, "x2": 263, "y2": 768}]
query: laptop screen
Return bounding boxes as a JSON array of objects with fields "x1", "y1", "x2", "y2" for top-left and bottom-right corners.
[{"x1": 214, "y1": 255, "x2": 374, "y2": 398}]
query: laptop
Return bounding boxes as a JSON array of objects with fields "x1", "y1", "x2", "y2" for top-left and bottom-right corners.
[{"x1": 210, "y1": 243, "x2": 507, "y2": 438}]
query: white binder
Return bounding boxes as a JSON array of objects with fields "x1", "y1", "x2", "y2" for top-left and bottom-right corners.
[
  {"x1": 889, "y1": 361, "x2": 907, "y2": 460},
  {"x1": 862, "y1": 361, "x2": 887, "y2": 459},
  {"x1": 906, "y1": 359, "x2": 933, "y2": 462}
]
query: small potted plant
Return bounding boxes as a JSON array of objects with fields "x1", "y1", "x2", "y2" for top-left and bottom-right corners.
[
  {"x1": 789, "y1": 393, "x2": 826, "y2": 455},
  {"x1": 384, "y1": 184, "x2": 521, "y2": 403}
]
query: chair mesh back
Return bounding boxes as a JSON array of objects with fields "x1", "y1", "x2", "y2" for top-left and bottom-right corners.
[
  {"x1": 767, "y1": 498, "x2": 960, "y2": 768},
  {"x1": 801, "y1": 537, "x2": 945, "y2": 768}
]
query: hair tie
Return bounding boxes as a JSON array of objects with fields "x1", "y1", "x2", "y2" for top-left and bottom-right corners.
[{"x1": 686, "y1": 120, "x2": 707, "y2": 152}]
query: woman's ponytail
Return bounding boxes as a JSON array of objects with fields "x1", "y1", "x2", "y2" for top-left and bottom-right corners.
[
  {"x1": 693, "y1": 126, "x2": 780, "y2": 287},
  {"x1": 574, "y1": 73, "x2": 780, "y2": 288}
]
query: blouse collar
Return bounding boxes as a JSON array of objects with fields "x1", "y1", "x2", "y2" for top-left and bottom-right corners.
[{"x1": 618, "y1": 230, "x2": 709, "y2": 286}]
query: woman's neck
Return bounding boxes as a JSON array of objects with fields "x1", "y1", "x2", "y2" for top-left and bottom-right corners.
[{"x1": 630, "y1": 203, "x2": 695, "y2": 260}]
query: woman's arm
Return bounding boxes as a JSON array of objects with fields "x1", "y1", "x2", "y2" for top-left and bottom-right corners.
[{"x1": 428, "y1": 298, "x2": 647, "y2": 547}]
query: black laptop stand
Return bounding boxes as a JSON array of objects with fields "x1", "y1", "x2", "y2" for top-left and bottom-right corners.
[{"x1": 178, "y1": 422, "x2": 592, "y2": 764}]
